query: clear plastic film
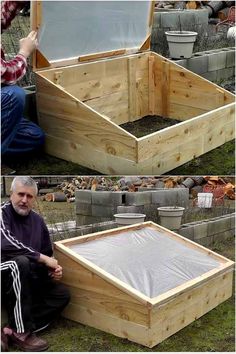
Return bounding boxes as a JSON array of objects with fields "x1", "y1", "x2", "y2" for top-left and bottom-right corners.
[
  {"x1": 38, "y1": 1, "x2": 152, "y2": 62},
  {"x1": 69, "y1": 226, "x2": 221, "y2": 298}
]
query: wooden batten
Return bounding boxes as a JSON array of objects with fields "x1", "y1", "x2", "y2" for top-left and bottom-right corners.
[
  {"x1": 35, "y1": 49, "x2": 50, "y2": 69},
  {"x1": 78, "y1": 49, "x2": 127, "y2": 63},
  {"x1": 161, "y1": 60, "x2": 170, "y2": 118},
  {"x1": 140, "y1": 35, "x2": 151, "y2": 52},
  {"x1": 148, "y1": 55, "x2": 155, "y2": 114},
  {"x1": 128, "y1": 57, "x2": 137, "y2": 121}
]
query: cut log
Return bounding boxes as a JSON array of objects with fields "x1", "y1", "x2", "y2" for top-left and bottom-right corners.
[
  {"x1": 52, "y1": 192, "x2": 67, "y2": 202},
  {"x1": 44, "y1": 192, "x2": 67, "y2": 202},
  {"x1": 45, "y1": 193, "x2": 53, "y2": 202},
  {"x1": 186, "y1": 1, "x2": 198, "y2": 9},
  {"x1": 38, "y1": 188, "x2": 54, "y2": 195}
]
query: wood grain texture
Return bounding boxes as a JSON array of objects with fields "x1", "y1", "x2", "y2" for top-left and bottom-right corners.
[{"x1": 36, "y1": 75, "x2": 137, "y2": 162}]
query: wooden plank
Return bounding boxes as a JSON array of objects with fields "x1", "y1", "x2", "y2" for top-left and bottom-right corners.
[
  {"x1": 149, "y1": 264, "x2": 233, "y2": 307},
  {"x1": 128, "y1": 57, "x2": 137, "y2": 121},
  {"x1": 87, "y1": 92, "x2": 129, "y2": 125},
  {"x1": 62, "y1": 303, "x2": 152, "y2": 347},
  {"x1": 36, "y1": 75, "x2": 137, "y2": 162},
  {"x1": 139, "y1": 35, "x2": 151, "y2": 51},
  {"x1": 78, "y1": 49, "x2": 127, "y2": 62},
  {"x1": 148, "y1": 270, "x2": 233, "y2": 346},
  {"x1": 169, "y1": 102, "x2": 207, "y2": 120},
  {"x1": 151, "y1": 270, "x2": 233, "y2": 319},
  {"x1": 137, "y1": 103, "x2": 235, "y2": 162},
  {"x1": 67, "y1": 286, "x2": 149, "y2": 326},
  {"x1": 161, "y1": 61, "x2": 170, "y2": 118},
  {"x1": 169, "y1": 64, "x2": 235, "y2": 111},
  {"x1": 148, "y1": 56, "x2": 155, "y2": 115},
  {"x1": 44, "y1": 134, "x2": 139, "y2": 175}
]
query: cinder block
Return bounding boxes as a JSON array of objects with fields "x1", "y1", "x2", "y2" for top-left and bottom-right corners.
[
  {"x1": 126, "y1": 191, "x2": 151, "y2": 206},
  {"x1": 75, "y1": 190, "x2": 92, "y2": 204},
  {"x1": 207, "y1": 217, "x2": 230, "y2": 236},
  {"x1": 187, "y1": 56, "x2": 208, "y2": 75},
  {"x1": 75, "y1": 202, "x2": 92, "y2": 216},
  {"x1": 226, "y1": 50, "x2": 235, "y2": 68},
  {"x1": 193, "y1": 221, "x2": 208, "y2": 240},
  {"x1": 76, "y1": 215, "x2": 109, "y2": 226},
  {"x1": 216, "y1": 67, "x2": 234, "y2": 81},
  {"x1": 76, "y1": 225, "x2": 93, "y2": 236},
  {"x1": 196, "y1": 236, "x2": 214, "y2": 247},
  {"x1": 152, "y1": 188, "x2": 189, "y2": 207},
  {"x1": 92, "y1": 221, "x2": 118, "y2": 233},
  {"x1": 230, "y1": 213, "x2": 235, "y2": 231},
  {"x1": 117, "y1": 205, "x2": 145, "y2": 214},
  {"x1": 202, "y1": 71, "x2": 217, "y2": 82},
  {"x1": 207, "y1": 52, "x2": 227, "y2": 71},
  {"x1": 92, "y1": 204, "x2": 116, "y2": 218},
  {"x1": 161, "y1": 12, "x2": 180, "y2": 28},
  {"x1": 91, "y1": 191, "x2": 125, "y2": 206},
  {"x1": 213, "y1": 231, "x2": 234, "y2": 243},
  {"x1": 175, "y1": 59, "x2": 188, "y2": 68},
  {"x1": 178, "y1": 225, "x2": 194, "y2": 241}
]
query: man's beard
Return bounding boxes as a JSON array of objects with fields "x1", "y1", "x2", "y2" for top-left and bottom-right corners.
[{"x1": 12, "y1": 204, "x2": 30, "y2": 216}]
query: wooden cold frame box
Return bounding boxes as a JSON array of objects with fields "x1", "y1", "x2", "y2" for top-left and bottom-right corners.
[
  {"x1": 54, "y1": 221, "x2": 234, "y2": 348},
  {"x1": 32, "y1": 1, "x2": 235, "y2": 174}
]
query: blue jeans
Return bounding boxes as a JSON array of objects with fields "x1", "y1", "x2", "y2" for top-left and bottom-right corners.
[{"x1": 1, "y1": 85, "x2": 45, "y2": 155}]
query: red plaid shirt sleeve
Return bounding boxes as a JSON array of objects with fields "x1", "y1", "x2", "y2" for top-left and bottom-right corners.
[
  {"x1": 1, "y1": 51, "x2": 27, "y2": 85},
  {"x1": 1, "y1": 1, "x2": 28, "y2": 85}
]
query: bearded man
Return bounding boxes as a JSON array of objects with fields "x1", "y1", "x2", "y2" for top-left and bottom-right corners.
[{"x1": 1, "y1": 176, "x2": 70, "y2": 351}]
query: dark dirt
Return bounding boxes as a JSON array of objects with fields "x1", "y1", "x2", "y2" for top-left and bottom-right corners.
[{"x1": 120, "y1": 115, "x2": 181, "y2": 138}]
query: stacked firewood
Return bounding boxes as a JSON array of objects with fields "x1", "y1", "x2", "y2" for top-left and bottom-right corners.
[{"x1": 39, "y1": 176, "x2": 235, "y2": 202}]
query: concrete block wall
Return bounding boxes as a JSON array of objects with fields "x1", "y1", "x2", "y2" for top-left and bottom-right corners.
[
  {"x1": 49, "y1": 213, "x2": 235, "y2": 250},
  {"x1": 179, "y1": 212, "x2": 235, "y2": 247},
  {"x1": 49, "y1": 220, "x2": 118, "y2": 242},
  {"x1": 75, "y1": 188, "x2": 189, "y2": 226},
  {"x1": 175, "y1": 47, "x2": 235, "y2": 82}
]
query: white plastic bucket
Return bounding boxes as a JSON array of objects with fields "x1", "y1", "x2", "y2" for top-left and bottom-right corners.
[
  {"x1": 114, "y1": 213, "x2": 146, "y2": 226},
  {"x1": 197, "y1": 193, "x2": 213, "y2": 208}
]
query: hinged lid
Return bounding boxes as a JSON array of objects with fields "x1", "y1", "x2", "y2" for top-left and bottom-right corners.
[{"x1": 31, "y1": 0, "x2": 154, "y2": 69}]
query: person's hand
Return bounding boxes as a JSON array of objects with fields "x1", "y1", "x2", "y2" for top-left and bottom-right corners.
[
  {"x1": 18, "y1": 30, "x2": 38, "y2": 59},
  {"x1": 39, "y1": 254, "x2": 58, "y2": 269},
  {"x1": 49, "y1": 265, "x2": 63, "y2": 281}
]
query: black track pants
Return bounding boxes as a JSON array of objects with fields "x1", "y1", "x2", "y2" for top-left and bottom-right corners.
[{"x1": 1, "y1": 255, "x2": 70, "y2": 333}]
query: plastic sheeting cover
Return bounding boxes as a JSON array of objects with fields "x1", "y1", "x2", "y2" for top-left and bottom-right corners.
[
  {"x1": 69, "y1": 226, "x2": 221, "y2": 298},
  {"x1": 38, "y1": 1, "x2": 151, "y2": 62}
]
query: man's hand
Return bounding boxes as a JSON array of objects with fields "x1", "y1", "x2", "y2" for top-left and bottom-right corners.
[
  {"x1": 39, "y1": 254, "x2": 58, "y2": 269},
  {"x1": 18, "y1": 30, "x2": 38, "y2": 59},
  {"x1": 49, "y1": 265, "x2": 63, "y2": 281}
]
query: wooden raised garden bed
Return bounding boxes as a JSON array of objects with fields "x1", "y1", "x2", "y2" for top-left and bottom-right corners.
[
  {"x1": 32, "y1": 1, "x2": 235, "y2": 174},
  {"x1": 54, "y1": 221, "x2": 234, "y2": 348}
]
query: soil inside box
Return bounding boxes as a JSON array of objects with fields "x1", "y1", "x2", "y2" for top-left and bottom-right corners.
[
  {"x1": 120, "y1": 115, "x2": 181, "y2": 138},
  {"x1": 69, "y1": 226, "x2": 221, "y2": 298}
]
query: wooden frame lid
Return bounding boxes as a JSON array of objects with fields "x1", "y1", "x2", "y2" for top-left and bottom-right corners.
[{"x1": 31, "y1": 0, "x2": 154, "y2": 70}]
